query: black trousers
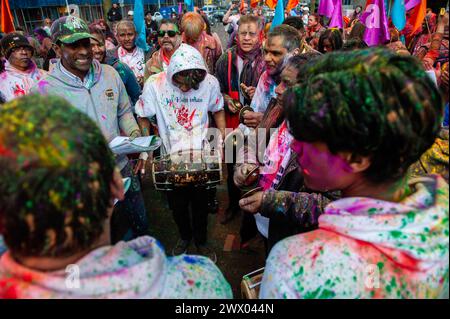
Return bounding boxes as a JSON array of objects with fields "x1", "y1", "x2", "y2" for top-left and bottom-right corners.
[
  {"x1": 167, "y1": 187, "x2": 209, "y2": 245},
  {"x1": 226, "y1": 163, "x2": 241, "y2": 211}
]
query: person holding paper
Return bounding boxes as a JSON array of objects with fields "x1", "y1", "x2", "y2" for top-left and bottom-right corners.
[
  {"x1": 33, "y1": 16, "x2": 149, "y2": 242},
  {"x1": 135, "y1": 44, "x2": 225, "y2": 262},
  {"x1": 0, "y1": 95, "x2": 232, "y2": 299}
]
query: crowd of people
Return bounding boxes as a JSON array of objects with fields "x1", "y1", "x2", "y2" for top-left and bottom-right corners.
[{"x1": 0, "y1": 2, "x2": 448, "y2": 299}]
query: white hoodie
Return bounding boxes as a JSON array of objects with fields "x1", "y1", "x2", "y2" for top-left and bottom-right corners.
[
  {"x1": 260, "y1": 175, "x2": 449, "y2": 299},
  {"x1": 0, "y1": 236, "x2": 232, "y2": 299},
  {"x1": 135, "y1": 44, "x2": 223, "y2": 154},
  {"x1": 0, "y1": 60, "x2": 46, "y2": 102}
]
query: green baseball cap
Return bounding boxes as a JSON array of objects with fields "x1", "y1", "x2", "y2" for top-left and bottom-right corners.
[{"x1": 51, "y1": 16, "x2": 94, "y2": 44}]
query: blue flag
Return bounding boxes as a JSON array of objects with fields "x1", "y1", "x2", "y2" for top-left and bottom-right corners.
[
  {"x1": 184, "y1": 0, "x2": 194, "y2": 12},
  {"x1": 133, "y1": 0, "x2": 149, "y2": 52},
  {"x1": 391, "y1": 0, "x2": 406, "y2": 31},
  {"x1": 270, "y1": 0, "x2": 285, "y2": 30}
]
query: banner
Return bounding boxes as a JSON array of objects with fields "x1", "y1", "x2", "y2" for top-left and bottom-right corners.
[
  {"x1": 360, "y1": 0, "x2": 390, "y2": 46},
  {"x1": 328, "y1": 0, "x2": 343, "y2": 28},
  {"x1": 133, "y1": 0, "x2": 149, "y2": 52},
  {"x1": 391, "y1": 0, "x2": 406, "y2": 31},
  {"x1": 270, "y1": 0, "x2": 284, "y2": 30},
  {"x1": 318, "y1": 0, "x2": 335, "y2": 17},
  {"x1": 1, "y1": 0, "x2": 15, "y2": 34},
  {"x1": 409, "y1": 0, "x2": 426, "y2": 35}
]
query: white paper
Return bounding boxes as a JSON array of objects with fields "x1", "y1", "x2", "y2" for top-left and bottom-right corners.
[
  {"x1": 109, "y1": 136, "x2": 161, "y2": 155},
  {"x1": 425, "y1": 70, "x2": 438, "y2": 87}
]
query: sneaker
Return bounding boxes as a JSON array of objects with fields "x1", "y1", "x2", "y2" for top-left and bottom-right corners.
[
  {"x1": 220, "y1": 207, "x2": 239, "y2": 225},
  {"x1": 172, "y1": 239, "x2": 190, "y2": 256},
  {"x1": 196, "y1": 244, "x2": 217, "y2": 263}
]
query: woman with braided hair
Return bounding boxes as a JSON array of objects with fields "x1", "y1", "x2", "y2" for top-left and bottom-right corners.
[{"x1": 260, "y1": 48, "x2": 448, "y2": 299}]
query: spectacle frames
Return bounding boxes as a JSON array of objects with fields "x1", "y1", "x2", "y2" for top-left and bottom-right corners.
[{"x1": 158, "y1": 30, "x2": 178, "y2": 38}]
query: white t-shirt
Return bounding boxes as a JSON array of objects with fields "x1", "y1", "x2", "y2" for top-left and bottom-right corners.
[
  {"x1": 135, "y1": 44, "x2": 224, "y2": 154},
  {"x1": 118, "y1": 46, "x2": 145, "y2": 79}
]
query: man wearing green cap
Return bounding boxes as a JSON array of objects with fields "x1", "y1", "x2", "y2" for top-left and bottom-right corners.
[{"x1": 33, "y1": 16, "x2": 149, "y2": 242}]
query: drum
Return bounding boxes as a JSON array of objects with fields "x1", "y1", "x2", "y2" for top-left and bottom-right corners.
[
  {"x1": 152, "y1": 149, "x2": 222, "y2": 191},
  {"x1": 241, "y1": 267, "x2": 265, "y2": 299}
]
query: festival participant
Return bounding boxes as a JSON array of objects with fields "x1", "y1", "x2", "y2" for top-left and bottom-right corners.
[
  {"x1": 181, "y1": 12, "x2": 222, "y2": 74},
  {"x1": 90, "y1": 27, "x2": 141, "y2": 106},
  {"x1": 0, "y1": 94, "x2": 232, "y2": 299},
  {"x1": 386, "y1": 28, "x2": 410, "y2": 56},
  {"x1": 306, "y1": 13, "x2": 326, "y2": 49},
  {"x1": 260, "y1": 48, "x2": 449, "y2": 299},
  {"x1": 144, "y1": 19, "x2": 182, "y2": 79},
  {"x1": 135, "y1": 44, "x2": 225, "y2": 261},
  {"x1": 42, "y1": 17, "x2": 52, "y2": 35},
  {"x1": 107, "y1": 2, "x2": 123, "y2": 23},
  {"x1": 33, "y1": 28, "x2": 57, "y2": 71},
  {"x1": 34, "y1": 16, "x2": 149, "y2": 242},
  {"x1": 108, "y1": 20, "x2": 152, "y2": 87},
  {"x1": 90, "y1": 19, "x2": 118, "y2": 50},
  {"x1": 223, "y1": 1, "x2": 249, "y2": 47},
  {"x1": 318, "y1": 29, "x2": 343, "y2": 54},
  {"x1": 245, "y1": 25, "x2": 301, "y2": 129},
  {"x1": 0, "y1": 33, "x2": 46, "y2": 102},
  {"x1": 236, "y1": 54, "x2": 338, "y2": 252},
  {"x1": 215, "y1": 15, "x2": 266, "y2": 225}
]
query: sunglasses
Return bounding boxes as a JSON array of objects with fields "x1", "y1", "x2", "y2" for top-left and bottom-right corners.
[{"x1": 158, "y1": 30, "x2": 178, "y2": 38}]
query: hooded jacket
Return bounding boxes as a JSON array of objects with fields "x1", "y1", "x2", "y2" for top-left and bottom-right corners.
[
  {"x1": 135, "y1": 44, "x2": 224, "y2": 154},
  {"x1": 0, "y1": 60, "x2": 46, "y2": 102},
  {"x1": 260, "y1": 175, "x2": 449, "y2": 299},
  {"x1": 0, "y1": 236, "x2": 232, "y2": 299},
  {"x1": 33, "y1": 59, "x2": 140, "y2": 170},
  {"x1": 104, "y1": 55, "x2": 141, "y2": 107}
]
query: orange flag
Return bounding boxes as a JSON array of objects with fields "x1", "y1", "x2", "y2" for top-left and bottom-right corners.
[
  {"x1": 266, "y1": 0, "x2": 277, "y2": 10},
  {"x1": 1, "y1": 0, "x2": 15, "y2": 33},
  {"x1": 251, "y1": 0, "x2": 259, "y2": 8},
  {"x1": 286, "y1": 0, "x2": 299, "y2": 11},
  {"x1": 409, "y1": 0, "x2": 427, "y2": 35}
]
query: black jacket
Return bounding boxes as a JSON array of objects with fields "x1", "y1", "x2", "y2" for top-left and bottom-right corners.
[{"x1": 107, "y1": 7, "x2": 122, "y2": 22}]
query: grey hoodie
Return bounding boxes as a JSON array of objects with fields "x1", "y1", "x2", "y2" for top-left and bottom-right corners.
[{"x1": 33, "y1": 59, "x2": 140, "y2": 170}]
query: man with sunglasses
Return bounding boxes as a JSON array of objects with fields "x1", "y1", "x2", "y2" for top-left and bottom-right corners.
[
  {"x1": 144, "y1": 19, "x2": 181, "y2": 80},
  {"x1": 0, "y1": 33, "x2": 46, "y2": 102},
  {"x1": 136, "y1": 44, "x2": 226, "y2": 262}
]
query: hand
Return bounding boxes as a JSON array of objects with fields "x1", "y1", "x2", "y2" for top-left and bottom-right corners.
[
  {"x1": 240, "y1": 83, "x2": 256, "y2": 100},
  {"x1": 243, "y1": 111, "x2": 263, "y2": 128},
  {"x1": 234, "y1": 163, "x2": 259, "y2": 187},
  {"x1": 246, "y1": 86, "x2": 256, "y2": 100},
  {"x1": 422, "y1": 58, "x2": 434, "y2": 71},
  {"x1": 133, "y1": 159, "x2": 146, "y2": 175},
  {"x1": 239, "y1": 191, "x2": 263, "y2": 214},
  {"x1": 224, "y1": 94, "x2": 241, "y2": 113}
]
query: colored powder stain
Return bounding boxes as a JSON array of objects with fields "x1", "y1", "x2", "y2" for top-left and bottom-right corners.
[
  {"x1": 368, "y1": 207, "x2": 377, "y2": 216},
  {"x1": 377, "y1": 262, "x2": 384, "y2": 271},
  {"x1": 183, "y1": 255, "x2": 198, "y2": 264},
  {"x1": 304, "y1": 287, "x2": 336, "y2": 299},
  {"x1": 187, "y1": 279, "x2": 195, "y2": 286},
  {"x1": 195, "y1": 281, "x2": 201, "y2": 288},
  {"x1": 406, "y1": 211, "x2": 416, "y2": 222},
  {"x1": 102, "y1": 115, "x2": 107, "y2": 120},
  {"x1": 390, "y1": 230, "x2": 403, "y2": 239}
]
